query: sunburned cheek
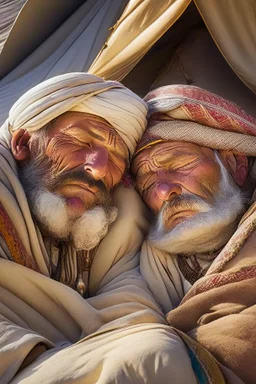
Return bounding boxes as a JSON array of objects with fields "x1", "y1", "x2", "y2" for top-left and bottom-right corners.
[
  {"x1": 48, "y1": 148, "x2": 87, "y2": 172},
  {"x1": 142, "y1": 188, "x2": 160, "y2": 212},
  {"x1": 106, "y1": 166, "x2": 123, "y2": 188},
  {"x1": 187, "y1": 165, "x2": 220, "y2": 196},
  {"x1": 106, "y1": 158, "x2": 127, "y2": 187}
]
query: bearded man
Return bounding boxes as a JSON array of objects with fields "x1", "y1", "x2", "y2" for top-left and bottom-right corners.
[
  {"x1": 0, "y1": 72, "x2": 173, "y2": 383},
  {"x1": 2, "y1": 74, "x2": 213, "y2": 384},
  {"x1": 0, "y1": 72, "x2": 150, "y2": 294},
  {"x1": 132, "y1": 85, "x2": 256, "y2": 384}
]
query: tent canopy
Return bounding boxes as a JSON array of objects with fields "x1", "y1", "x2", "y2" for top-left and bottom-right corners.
[{"x1": 0, "y1": 0, "x2": 256, "y2": 124}]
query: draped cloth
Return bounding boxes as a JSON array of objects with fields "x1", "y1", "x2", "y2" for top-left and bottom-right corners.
[
  {"x1": 0, "y1": 0, "x2": 191, "y2": 126},
  {"x1": 0, "y1": 73, "x2": 168, "y2": 382},
  {"x1": 0, "y1": 75, "x2": 209, "y2": 384},
  {"x1": 194, "y1": 0, "x2": 256, "y2": 94},
  {"x1": 1, "y1": 0, "x2": 256, "y2": 126},
  {"x1": 138, "y1": 85, "x2": 256, "y2": 384}
]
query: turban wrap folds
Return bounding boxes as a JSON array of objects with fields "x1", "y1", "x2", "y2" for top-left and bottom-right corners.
[
  {"x1": 1, "y1": 72, "x2": 148, "y2": 159},
  {"x1": 0, "y1": 72, "x2": 148, "y2": 290},
  {"x1": 135, "y1": 85, "x2": 256, "y2": 158}
]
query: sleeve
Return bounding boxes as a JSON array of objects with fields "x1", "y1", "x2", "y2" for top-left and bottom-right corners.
[{"x1": 0, "y1": 309, "x2": 53, "y2": 384}]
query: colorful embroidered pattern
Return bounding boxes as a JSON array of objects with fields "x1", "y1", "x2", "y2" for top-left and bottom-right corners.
[
  {"x1": 181, "y1": 209, "x2": 256, "y2": 302},
  {"x1": 145, "y1": 84, "x2": 256, "y2": 134},
  {"x1": 0, "y1": 201, "x2": 40, "y2": 271}
]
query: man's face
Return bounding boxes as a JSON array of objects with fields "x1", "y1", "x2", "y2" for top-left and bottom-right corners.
[
  {"x1": 132, "y1": 141, "x2": 245, "y2": 254},
  {"x1": 18, "y1": 112, "x2": 129, "y2": 249}
]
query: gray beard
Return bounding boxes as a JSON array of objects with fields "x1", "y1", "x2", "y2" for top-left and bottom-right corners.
[
  {"x1": 32, "y1": 189, "x2": 117, "y2": 250},
  {"x1": 149, "y1": 153, "x2": 247, "y2": 255},
  {"x1": 18, "y1": 159, "x2": 117, "y2": 251}
]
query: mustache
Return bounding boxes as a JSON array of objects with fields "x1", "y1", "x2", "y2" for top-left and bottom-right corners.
[
  {"x1": 161, "y1": 194, "x2": 210, "y2": 220},
  {"x1": 28, "y1": 151, "x2": 108, "y2": 195},
  {"x1": 47, "y1": 170, "x2": 106, "y2": 191},
  {"x1": 18, "y1": 151, "x2": 112, "y2": 209},
  {"x1": 46, "y1": 170, "x2": 110, "y2": 204}
]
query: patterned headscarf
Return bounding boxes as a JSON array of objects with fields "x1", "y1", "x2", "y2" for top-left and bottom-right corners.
[{"x1": 135, "y1": 85, "x2": 256, "y2": 157}]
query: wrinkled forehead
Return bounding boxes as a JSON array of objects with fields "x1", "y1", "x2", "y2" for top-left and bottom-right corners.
[
  {"x1": 132, "y1": 140, "x2": 215, "y2": 171},
  {"x1": 47, "y1": 111, "x2": 112, "y2": 133},
  {"x1": 39, "y1": 111, "x2": 130, "y2": 166},
  {"x1": 44, "y1": 110, "x2": 128, "y2": 149}
]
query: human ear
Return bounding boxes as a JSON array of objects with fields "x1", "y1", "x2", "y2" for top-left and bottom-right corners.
[
  {"x1": 11, "y1": 129, "x2": 31, "y2": 161},
  {"x1": 218, "y1": 150, "x2": 248, "y2": 186}
]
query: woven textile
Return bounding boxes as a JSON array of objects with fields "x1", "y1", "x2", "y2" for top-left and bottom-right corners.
[{"x1": 136, "y1": 85, "x2": 256, "y2": 157}]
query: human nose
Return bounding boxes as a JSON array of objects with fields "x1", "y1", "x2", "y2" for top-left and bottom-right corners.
[
  {"x1": 155, "y1": 182, "x2": 182, "y2": 202},
  {"x1": 84, "y1": 145, "x2": 109, "y2": 180}
]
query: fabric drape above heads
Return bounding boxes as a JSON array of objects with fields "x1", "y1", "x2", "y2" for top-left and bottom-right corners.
[
  {"x1": 194, "y1": 0, "x2": 256, "y2": 95},
  {"x1": 3, "y1": 72, "x2": 148, "y2": 159},
  {"x1": 135, "y1": 85, "x2": 256, "y2": 157},
  {"x1": 89, "y1": 0, "x2": 191, "y2": 80}
]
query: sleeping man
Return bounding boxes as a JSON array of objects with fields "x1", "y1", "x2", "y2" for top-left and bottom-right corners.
[
  {"x1": 1, "y1": 74, "x2": 203, "y2": 384},
  {"x1": 0, "y1": 72, "x2": 167, "y2": 383},
  {"x1": 131, "y1": 85, "x2": 256, "y2": 384}
]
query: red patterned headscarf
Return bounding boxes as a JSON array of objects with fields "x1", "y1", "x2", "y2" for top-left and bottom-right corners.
[{"x1": 135, "y1": 85, "x2": 256, "y2": 157}]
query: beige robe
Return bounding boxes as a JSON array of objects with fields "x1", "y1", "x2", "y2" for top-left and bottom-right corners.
[
  {"x1": 140, "y1": 241, "x2": 217, "y2": 313},
  {"x1": 166, "y1": 207, "x2": 256, "y2": 384},
  {"x1": 0, "y1": 192, "x2": 201, "y2": 384},
  {"x1": 140, "y1": 242, "x2": 192, "y2": 313},
  {"x1": 0, "y1": 135, "x2": 200, "y2": 383},
  {"x1": 139, "y1": 208, "x2": 256, "y2": 384},
  {"x1": 0, "y1": 182, "x2": 177, "y2": 382}
]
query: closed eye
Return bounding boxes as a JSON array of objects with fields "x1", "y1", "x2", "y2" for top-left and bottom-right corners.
[
  {"x1": 141, "y1": 175, "x2": 156, "y2": 193},
  {"x1": 71, "y1": 137, "x2": 91, "y2": 148},
  {"x1": 172, "y1": 159, "x2": 201, "y2": 171}
]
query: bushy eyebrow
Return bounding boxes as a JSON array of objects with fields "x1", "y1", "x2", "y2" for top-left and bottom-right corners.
[
  {"x1": 63, "y1": 125, "x2": 129, "y2": 160},
  {"x1": 132, "y1": 158, "x2": 151, "y2": 177},
  {"x1": 63, "y1": 126, "x2": 106, "y2": 142},
  {"x1": 88, "y1": 130, "x2": 105, "y2": 141},
  {"x1": 153, "y1": 150, "x2": 197, "y2": 163}
]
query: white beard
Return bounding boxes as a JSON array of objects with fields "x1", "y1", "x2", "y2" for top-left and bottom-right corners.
[
  {"x1": 34, "y1": 190, "x2": 117, "y2": 250},
  {"x1": 149, "y1": 153, "x2": 246, "y2": 255}
]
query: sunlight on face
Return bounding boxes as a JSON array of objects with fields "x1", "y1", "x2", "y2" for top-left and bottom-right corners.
[
  {"x1": 19, "y1": 112, "x2": 129, "y2": 247},
  {"x1": 44, "y1": 112, "x2": 129, "y2": 191},
  {"x1": 132, "y1": 142, "x2": 245, "y2": 254},
  {"x1": 132, "y1": 141, "x2": 220, "y2": 215}
]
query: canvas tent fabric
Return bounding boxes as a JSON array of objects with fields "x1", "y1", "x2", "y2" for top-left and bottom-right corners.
[
  {"x1": 150, "y1": 26, "x2": 256, "y2": 117},
  {"x1": 0, "y1": 0, "x2": 27, "y2": 57},
  {"x1": 0, "y1": 1, "x2": 255, "y2": 101},
  {"x1": 0, "y1": 1, "x2": 86, "y2": 78},
  {"x1": 0, "y1": 0, "x2": 256, "y2": 124},
  {"x1": 194, "y1": 0, "x2": 256, "y2": 94},
  {"x1": 0, "y1": 0, "x2": 128, "y2": 123},
  {"x1": 0, "y1": 0, "x2": 190, "y2": 125},
  {"x1": 0, "y1": 2, "x2": 255, "y2": 382}
]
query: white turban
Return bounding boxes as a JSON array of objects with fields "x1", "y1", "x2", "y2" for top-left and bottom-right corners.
[{"x1": 4, "y1": 72, "x2": 147, "y2": 158}]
